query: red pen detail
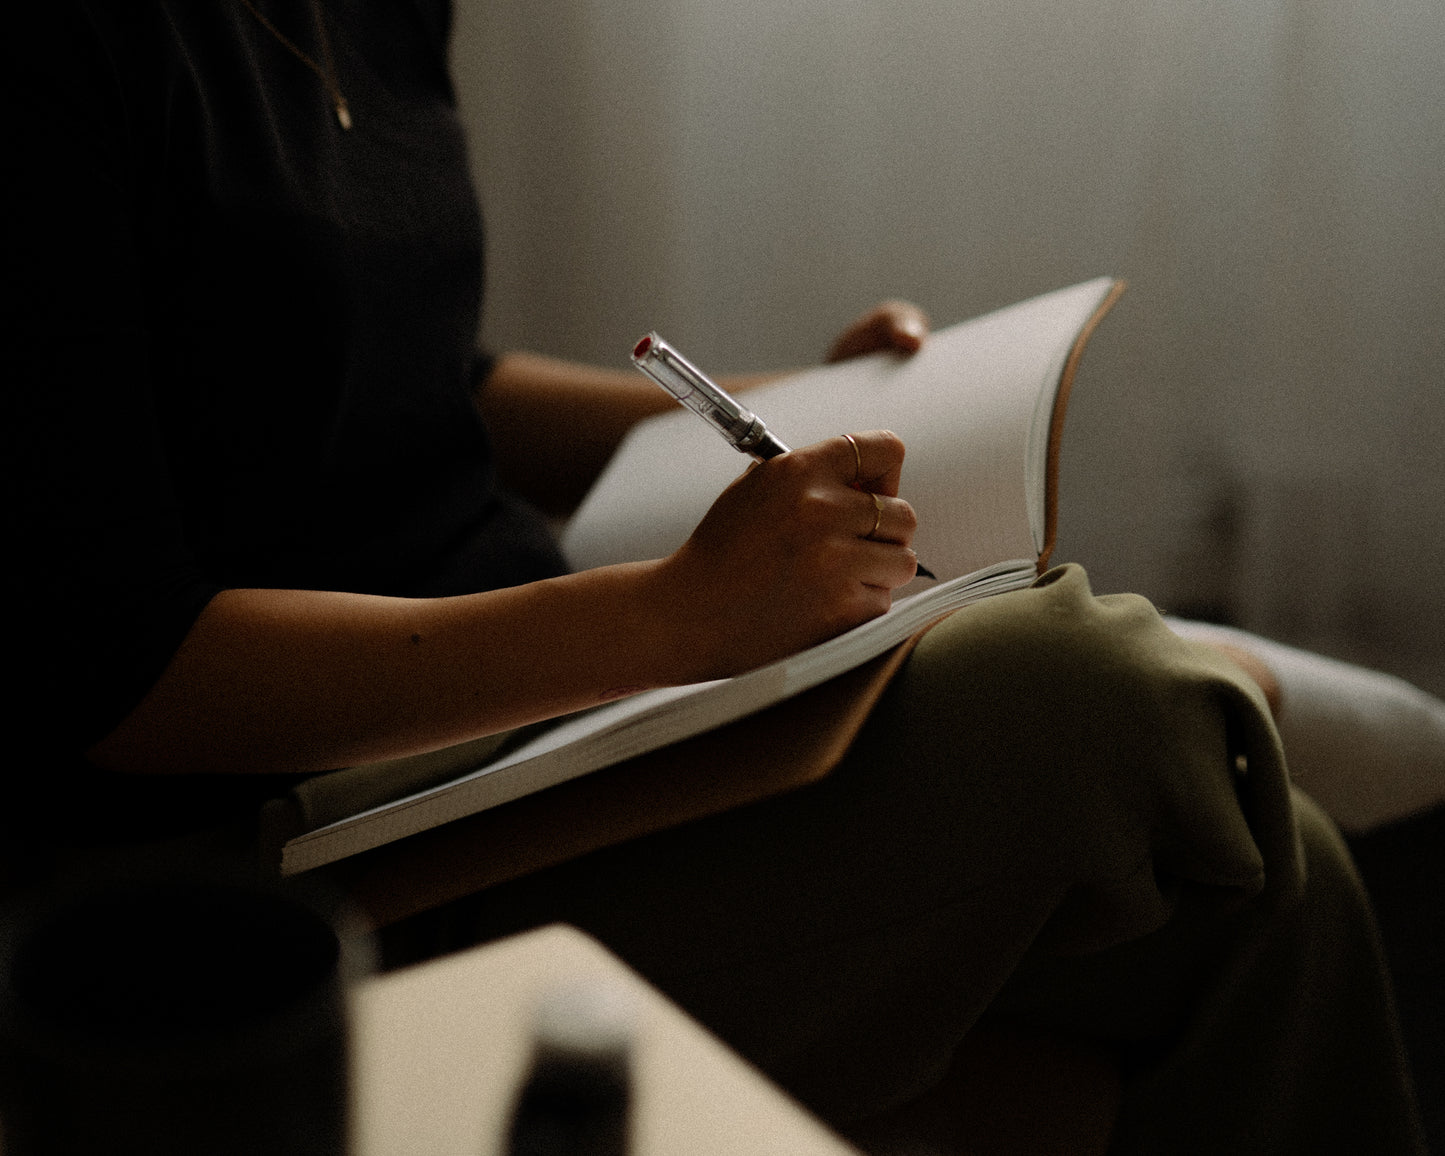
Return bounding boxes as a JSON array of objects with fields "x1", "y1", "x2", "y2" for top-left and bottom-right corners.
[{"x1": 633, "y1": 335, "x2": 653, "y2": 358}]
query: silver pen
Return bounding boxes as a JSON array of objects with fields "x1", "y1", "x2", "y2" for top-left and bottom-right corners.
[
  {"x1": 630, "y1": 332, "x2": 935, "y2": 579},
  {"x1": 631, "y1": 333, "x2": 791, "y2": 460}
]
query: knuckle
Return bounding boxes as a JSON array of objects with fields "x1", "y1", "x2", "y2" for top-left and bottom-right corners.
[
  {"x1": 883, "y1": 555, "x2": 911, "y2": 586},
  {"x1": 795, "y1": 484, "x2": 842, "y2": 530},
  {"x1": 809, "y1": 536, "x2": 854, "y2": 578},
  {"x1": 851, "y1": 429, "x2": 906, "y2": 475},
  {"x1": 874, "y1": 429, "x2": 906, "y2": 459}
]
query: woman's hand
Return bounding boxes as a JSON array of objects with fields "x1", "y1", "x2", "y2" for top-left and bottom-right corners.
[
  {"x1": 647, "y1": 430, "x2": 920, "y2": 682},
  {"x1": 825, "y1": 300, "x2": 930, "y2": 363}
]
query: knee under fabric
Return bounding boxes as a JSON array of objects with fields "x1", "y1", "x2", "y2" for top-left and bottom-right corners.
[
  {"x1": 1165, "y1": 616, "x2": 1445, "y2": 833},
  {"x1": 880, "y1": 563, "x2": 1303, "y2": 955},
  {"x1": 689, "y1": 563, "x2": 1317, "y2": 1120}
]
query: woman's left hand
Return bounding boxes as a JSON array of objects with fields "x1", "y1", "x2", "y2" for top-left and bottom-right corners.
[{"x1": 825, "y1": 300, "x2": 930, "y2": 363}]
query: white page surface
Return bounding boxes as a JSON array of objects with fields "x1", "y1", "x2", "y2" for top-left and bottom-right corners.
[{"x1": 564, "y1": 278, "x2": 1115, "y2": 581}]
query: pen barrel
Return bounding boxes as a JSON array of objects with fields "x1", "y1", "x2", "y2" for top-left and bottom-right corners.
[
  {"x1": 632, "y1": 331, "x2": 788, "y2": 458},
  {"x1": 697, "y1": 402, "x2": 762, "y2": 446}
]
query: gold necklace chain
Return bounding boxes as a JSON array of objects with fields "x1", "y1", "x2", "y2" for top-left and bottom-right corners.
[{"x1": 239, "y1": 0, "x2": 352, "y2": 130}]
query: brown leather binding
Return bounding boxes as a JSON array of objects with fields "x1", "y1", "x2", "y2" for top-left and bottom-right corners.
[{"x1": 1038, "y1": 278, "x2": 1126, "y2": 574}]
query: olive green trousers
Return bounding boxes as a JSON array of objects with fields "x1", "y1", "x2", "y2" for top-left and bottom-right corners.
[{"x1": 388, "y1": 565, "x2": 1425, "y2": 1153}]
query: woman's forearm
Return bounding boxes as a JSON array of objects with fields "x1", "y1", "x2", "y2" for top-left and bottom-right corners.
[
  {"x1": 85, "y1": 563, "x2": 689, "y2": 776},
  {"x1": 475, "y1": 352, "x2": 674, "y2": 516},
  {"x1": 85, "y1": 429, "x2": 922, "y2": 778}
]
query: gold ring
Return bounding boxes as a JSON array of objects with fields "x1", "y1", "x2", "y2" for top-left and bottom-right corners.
[
  {"x1": 868, "y1": 492, "x2": 884, "y2": 539},
  {"x1": 842, "y1": 433, "x2": 862, "y2": 486}
]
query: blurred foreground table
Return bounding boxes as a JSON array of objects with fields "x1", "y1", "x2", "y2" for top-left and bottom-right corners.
[{"x1": 351, "y1": 924, "x2": 861, "y2": 1155}]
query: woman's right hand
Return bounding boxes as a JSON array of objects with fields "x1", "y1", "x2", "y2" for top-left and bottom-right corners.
[{"x1": 646, "y1": 430, "x2": 921, "y2": 681}]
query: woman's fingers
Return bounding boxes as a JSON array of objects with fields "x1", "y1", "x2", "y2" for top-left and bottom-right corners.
[
  {"x1": 833, "y1": 429, "x2": 906, "y2": 497},
  {"x1": 654, "y1": 428, "x2": 920, "y2": 679},
  {"x1": 825, "y1": 300, "x2": 931, "y2": 363},
  {"x1": 854, "y1": 538, "x2": 925, "y2": 591},
  {"x1": 856, "y1": 489, "x2": 918, "y2": 546}
]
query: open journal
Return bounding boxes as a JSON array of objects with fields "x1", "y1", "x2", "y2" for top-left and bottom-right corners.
[{"x1": 277, "y1": 277, "x2": 1124, "y2": 875}]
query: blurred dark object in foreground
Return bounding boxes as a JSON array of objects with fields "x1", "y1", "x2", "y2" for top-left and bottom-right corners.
[
  {"x1": 506, "y1": 980, "x2": 635, "y2": 1156},
  {"x1": 0, "y1": 870, "x2": 362, "y2": 1155}
]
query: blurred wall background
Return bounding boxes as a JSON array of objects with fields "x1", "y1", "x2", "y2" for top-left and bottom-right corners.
[{"x1": 451, "y1": 0, "x2": 1444, "y2": 695}]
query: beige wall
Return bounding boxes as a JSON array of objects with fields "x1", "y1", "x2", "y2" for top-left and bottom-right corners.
[{"x1": 452, "y1": 0, "x2": 1445, "y2": 693}]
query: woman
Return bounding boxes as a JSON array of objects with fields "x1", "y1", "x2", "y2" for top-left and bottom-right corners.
[{"x1": 6, "y1": 3, "x2": 1425, "y2": 1150}]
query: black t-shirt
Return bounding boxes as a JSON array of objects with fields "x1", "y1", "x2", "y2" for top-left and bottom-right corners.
[{"x1": 6, "y1": 1, "x2": 566, "y2": 850}]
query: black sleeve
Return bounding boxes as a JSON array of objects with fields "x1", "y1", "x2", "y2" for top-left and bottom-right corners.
[{"x1": 7, "y1": 6, "x2": 222, "y2": 752}]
